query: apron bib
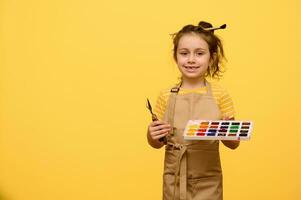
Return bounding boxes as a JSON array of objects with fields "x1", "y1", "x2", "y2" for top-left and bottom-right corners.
[{"x1": 162, "y1": 81, "x2": 223, "y2": 200}]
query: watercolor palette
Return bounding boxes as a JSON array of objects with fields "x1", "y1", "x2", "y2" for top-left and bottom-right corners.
[{"x1": 184, "y1": 120, "x2": 253, "y2": 141}]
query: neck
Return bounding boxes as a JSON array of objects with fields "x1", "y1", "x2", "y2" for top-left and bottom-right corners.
[{"x1": 180, "y1": 76, "x2": 206, "y2": 89}]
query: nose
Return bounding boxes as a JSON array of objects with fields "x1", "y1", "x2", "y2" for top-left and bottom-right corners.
[{"x1": 188, "y1": 54, "x2": 195, "y2": 63}]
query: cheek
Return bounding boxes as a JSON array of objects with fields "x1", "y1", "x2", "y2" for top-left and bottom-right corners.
[
  {"x1": 198, "y1": 56, "x2": 211, "y2": 65},
  {"x1": 176, "y1": 57, "x2": 185, "y2": 66}
]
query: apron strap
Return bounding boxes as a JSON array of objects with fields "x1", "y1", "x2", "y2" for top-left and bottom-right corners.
[
  {"x1": 178, "y1": 146, "x2": 187, "y2": 200},
  {"x1": 168, "y1": 81, "x2": 182, "y2": 136},
  {"x1": 205, "y1": 79, "x2": 212, "y2": 96}
]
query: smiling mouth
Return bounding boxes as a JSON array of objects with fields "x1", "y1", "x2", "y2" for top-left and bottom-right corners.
[{"x1": 184, "y1": 66, "x2": 200, "y2": 69}]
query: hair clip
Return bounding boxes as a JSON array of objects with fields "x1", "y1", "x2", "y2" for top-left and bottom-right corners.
[{"x1": 203, "y1": 24, "x2": 227, "y2": 31}]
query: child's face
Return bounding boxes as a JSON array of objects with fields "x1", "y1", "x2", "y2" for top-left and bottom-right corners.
[{"x1": 176, "y1": 33, "x2": 212, "y2": 80}]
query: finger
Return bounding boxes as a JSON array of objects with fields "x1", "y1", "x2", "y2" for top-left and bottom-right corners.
[
  {"x1": 148, "y1": 121, "x2": 163, "y2": 130},
  {"x1": 152, "y1": 131, "x2": 170, "y2": 140},
  {"x1": 222, "y1": 116, "x2": 230, "y2": 120},
  {"x1": 151, "y1": 120, "x2": 170, "y2": 126},
  {"x1": 151, "y1": 124, "x2": 171, "y2": 132},
  {"x1": 151, "y1": 128, "x2": 171, "y2": 136},
  {"x1": 151, "y1": 129, "x2": 170, "y2": 138},
  {"x1": 149, "y1": 122, "x2": 170, "y2": 129},
  {"x1": 152, "y1": 120, "x2": 165, "y2": 125}
]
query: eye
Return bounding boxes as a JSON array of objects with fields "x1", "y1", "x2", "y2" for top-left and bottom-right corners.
[
  {"x1": 196, "y1": 52, "x2": 204, "y2": 56},
  {"x1": 179, "y1": 52, "x2": 188, "y2": 56}
]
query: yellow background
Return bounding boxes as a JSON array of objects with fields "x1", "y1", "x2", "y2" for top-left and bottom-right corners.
[{"x1": 1, "y1": 0, "x2": 300, "y2": 199}]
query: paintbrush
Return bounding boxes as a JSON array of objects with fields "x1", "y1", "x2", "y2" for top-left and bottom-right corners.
[{"x1": 146, "y1": 98, "x2": 167, "y2": 143}]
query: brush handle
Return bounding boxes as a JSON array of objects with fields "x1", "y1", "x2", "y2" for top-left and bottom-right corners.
[{"x1": 159, "y1": 136, "x2": 167, "y2": 143}]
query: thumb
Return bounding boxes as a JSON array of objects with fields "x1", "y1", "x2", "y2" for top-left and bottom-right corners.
[{"x1": 222, "y1": 116, "x2": 230, "y2": 120}]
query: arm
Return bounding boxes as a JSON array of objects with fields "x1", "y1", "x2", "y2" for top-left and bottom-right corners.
[
  {"x1": 221, "y1": 117, "x2": 240, "y2": 149},
  {"x1": 217, "y1": 86, "x2": 239, "y2": 149}
]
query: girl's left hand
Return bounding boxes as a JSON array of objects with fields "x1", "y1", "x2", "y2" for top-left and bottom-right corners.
[{"x1": 221, "y1": 116, "x2": 240, "y2": 149}]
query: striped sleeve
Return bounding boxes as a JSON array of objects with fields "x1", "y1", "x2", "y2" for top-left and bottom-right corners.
[
  {"x1": 218, "y1": 88, "x2": 235, "y2": 119},
  {"x1": 153, "y1": 90, "x2": 168, "y2": 121}
]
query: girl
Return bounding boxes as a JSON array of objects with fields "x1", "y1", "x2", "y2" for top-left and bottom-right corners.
[{"x1": 147, "y1": 21, "x2": 240, "y2": 200}]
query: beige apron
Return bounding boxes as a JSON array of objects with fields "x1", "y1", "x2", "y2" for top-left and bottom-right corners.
[{"x1": 162, "y1": 81, "x2": 223, "y2": 200}]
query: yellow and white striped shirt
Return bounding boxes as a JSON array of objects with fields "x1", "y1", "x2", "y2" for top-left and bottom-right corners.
[{"x1": 153, "y1": 82, "x2": 235, "y2": 120}]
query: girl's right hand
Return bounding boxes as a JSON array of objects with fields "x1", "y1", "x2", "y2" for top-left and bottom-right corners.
[{"x1": 147, "y1": 121, "x2": 171, "y2": 141}]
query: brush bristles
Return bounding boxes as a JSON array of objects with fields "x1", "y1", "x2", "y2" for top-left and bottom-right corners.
[{"x1": 220, "y1": 24, "x2": 227, "y2": 29}]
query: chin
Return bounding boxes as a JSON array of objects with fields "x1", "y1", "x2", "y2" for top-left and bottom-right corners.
[{"x1": 183, "y1": 74, "x2": 204, "y2": 79}]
